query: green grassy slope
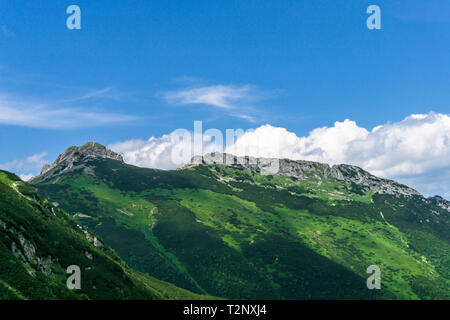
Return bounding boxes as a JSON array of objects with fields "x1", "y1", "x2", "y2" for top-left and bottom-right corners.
[
  {"x1": 0, "y1": 170, "x2": 212, "y2": 300},
  {"x1": 33, "y1": 159, "x2": 450, "y2": 300}
]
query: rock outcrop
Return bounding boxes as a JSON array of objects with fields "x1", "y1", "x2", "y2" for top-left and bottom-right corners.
[
  {"x1": 184, "y1": 152, "x2": 420, "y2": 197},
  {"x1": 9, "y1": 228, "x2": 54, "y2": 277},
  {"x1": 33, "y1": 141, "x2": 123, "y2": 182},
  {"x1": 427, "y1": 195, "x2": 450, "y2": 212}
]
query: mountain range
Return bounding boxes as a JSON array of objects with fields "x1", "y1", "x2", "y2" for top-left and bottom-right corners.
[{"x1": 1, "y1": 141, "x2": 448, "y2": 299}]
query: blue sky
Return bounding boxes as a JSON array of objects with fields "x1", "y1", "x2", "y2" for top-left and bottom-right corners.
[{"x1": 0, "y1": 1, "x2": 449, "y2": 196}]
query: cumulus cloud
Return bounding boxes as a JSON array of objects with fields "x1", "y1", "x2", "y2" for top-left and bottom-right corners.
[
  {"x1": 19, "y1": 173, "x2": 34, "y2": 182},
  {"x1": 228, "y1": 113, "x2": 450, "y2": 176},
  {"x1": 109, "y1": 135, "x2": 186, "y2": 170},
  {"x1": 0, "y1": 152, "x2": 49, "y2": 180},
  {"x1": 109, "y1": 127, "x2": 222, "y2": 170},
  {"x1": 227, "y1": 113, "x2": 450, "y2": 196},
  {"x1": 110, "y1": 112, "x2": 450, "y2": 197}
]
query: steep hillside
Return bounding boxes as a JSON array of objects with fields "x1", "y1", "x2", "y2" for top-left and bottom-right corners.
[
  {"x1": 32, "y1": 143, "x2": 450, "y2": 299},
  {"x1": 0, "y1": 169, "x2": 211, "y2": 300}
]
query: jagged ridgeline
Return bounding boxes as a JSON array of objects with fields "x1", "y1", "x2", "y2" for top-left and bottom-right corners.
[
  {"x1": 0, "y1": 168, "x2": 213, "y2": 300},
  {"x1": 31, "y1": 142, "x2": 449, "y2": 299}
]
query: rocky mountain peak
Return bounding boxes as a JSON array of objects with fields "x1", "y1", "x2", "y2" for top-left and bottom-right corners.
[
  {"x1": 34, "y1": 142, "x2": 123, "y2": 182},
  {"x1": 185, "y1": 152, "x2": 421, "y2": 197}
]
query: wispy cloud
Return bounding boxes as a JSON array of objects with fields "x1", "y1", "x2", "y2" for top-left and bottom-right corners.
[
  {"x1": 0, "y1": 152, "x2": 48, "y2": 180},
  {"x1": 1, "y1": 25, "x2": 15, "y2": 38},
  {"x1": 69, "y1": 87, "x2": 124, "y2": 102},
  {"x1": 0, "y1": 152, "x2": 48, "y2": 171},
  {"x1": 0, "y1": 94, "x2": 136, "y2": 129},
  {"x1": 162, "y1": 83, "x2": 271, "y2": 122},
  {"x1": 164, "y1": 85, "x2": 254, "y2": 109}
]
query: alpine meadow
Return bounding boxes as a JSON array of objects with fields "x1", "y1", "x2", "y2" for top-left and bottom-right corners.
[{"x1": 2, "y1": 141, "x2": 441, "y2": 300}]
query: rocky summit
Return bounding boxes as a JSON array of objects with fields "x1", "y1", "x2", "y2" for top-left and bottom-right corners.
[
  {"x1": 185, "y1": 152, "x2": 420, "y2": 197},
  {"x1": 34, "y1": 142, "x2": 123, "y2": 182}
]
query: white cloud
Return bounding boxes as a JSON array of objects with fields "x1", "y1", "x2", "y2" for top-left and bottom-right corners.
[
  {"x1": 0, "y1": 95, "x2": 136, "y2": 129},
  {"x1": 109, "y1": 130, "x2": 221, "y2": 170},
  {"x1": 1, "y1": 25, "x2": 15, "y2": 38},
  {"x1": 0, "y1": 152, "x2": 48, "y2": 179},
  {"x1": 67, "y1": 87, "x2": 125, "y2": 102},
  {"x1": 162, "y1": 84, "x2": 267, "y2": 122},
  {"x1": 19, "y1": 173, "x2": 34, "y2": 181},
  {"x1": 110, "y1": 112, "x2": 450, "y2": 197},
  {"x1": 164, "y1": 85, "x2": 252, "y2": 109},
  {"x1": 226, "y1": 112, "x2": 450, "y2": 196}
]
